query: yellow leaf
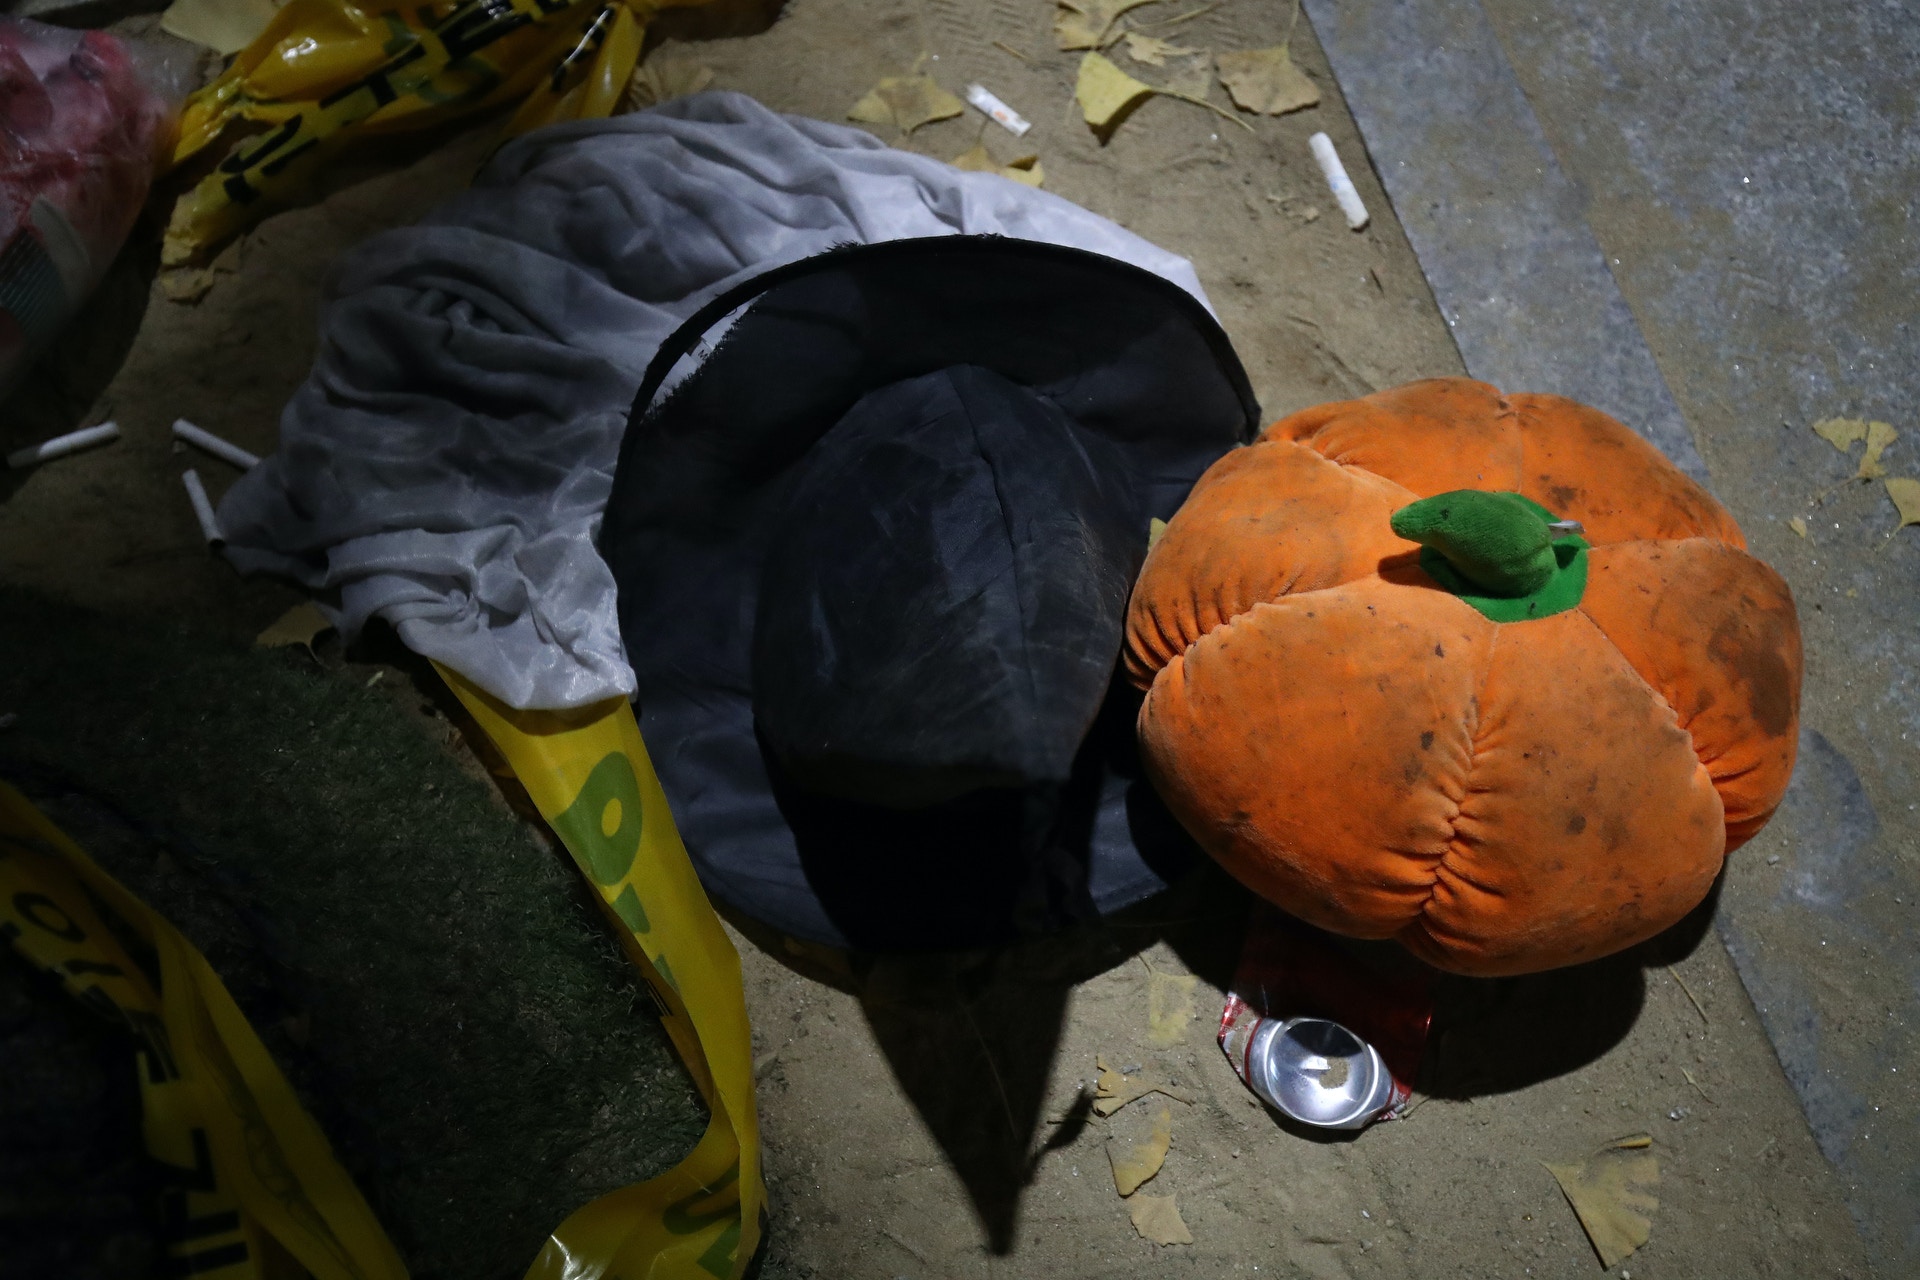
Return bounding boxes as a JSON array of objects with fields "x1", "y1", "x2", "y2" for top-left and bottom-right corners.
[
  {"x1": 1006, "y1": 157, "x2": 1045, "y2": 187},
  {"x1": 1123, "y1": 32, "x2": 1199, "y2": 66},
  {"x1": 1107, "y1": 1101, "x2": 1172, "y2": 1195},
  {"x1": 1147, "y1": 516, "x2": 1169, "y2": 549},
  {"x1": 1787, "y1": 515, "x2": 1808, "y2": 538},
  {"x1": 1885, "y1": 477, "x2": 1920, "y2": 535},
  {"x1": 1812, "y1": 417, "x2": 1871, "y2": 451},
  {"x1": 950, "y1": 142, "x2": 995, "y2": 171},
  {"x1": 1076, "y1": 52, "x2": 1157, "y2": 132},
  {"x1": 1857, "y1": 420, "x2": 1899, "y2": 479},
  {"x1": 626, "y1": 54, "x2": 715, "y2": 111},
  {"x1": 1093, "y1": 1053, "x2": 1192, "y2": 1116},
  {"x1": 848, "y1": 75, "x2": 966, "y2": 135},
  {"x1": 1055, "y1": 0, "x2": 1162, "y2": 51},
  {"x1": 256, "y1": 603, "x2": 333, "y2": 655},
  {"x1": 1543, "y1": 1139, "x2": 1660, "y2": 1269},
  {"x1": 1216, "y1": 45, "x2": 1321, "y2": 115},
  {"x1": 949, "y1": 143, "x2": 1045, "y2": 187},
  {"x1": 1128, "y1": 1192, "x2": 1194, "y2": 1244},
  {"x1": 1146, "y1": 969, "x2": 1197, "y2": 1046}
]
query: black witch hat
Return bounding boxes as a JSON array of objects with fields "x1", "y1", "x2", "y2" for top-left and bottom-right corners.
[{"x1": 602, "y1": 237, "x2": 1258, "y2": 951}]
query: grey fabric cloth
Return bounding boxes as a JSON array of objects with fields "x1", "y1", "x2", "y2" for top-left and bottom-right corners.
[{"x1": 218, "y1": 90, "x2": 1216, "y2": 709}]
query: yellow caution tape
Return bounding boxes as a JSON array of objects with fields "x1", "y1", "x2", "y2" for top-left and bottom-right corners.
[
  {"x1": 436, "y1": 664, "x2": 764, "y2": 1280},
  {"x1": 0, "y1": 781, "x2": 407, "y2": 1280},
  {"x1": 0, "y1": 670, "x2": 762, "y2": 1280},
  {"x1": 164, "y1": 0, "x2": 705, "y2": 264}
]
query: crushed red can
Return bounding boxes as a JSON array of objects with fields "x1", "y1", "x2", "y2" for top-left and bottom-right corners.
[{"x1": 1220, "y1": 900, "x2": 1435, "y2": 1130}]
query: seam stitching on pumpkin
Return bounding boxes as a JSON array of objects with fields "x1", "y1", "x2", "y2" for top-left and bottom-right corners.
[
  {"x1": 1577, "y1": 603, "x2": 1734, "y2": 792},
  {"x1": 1411, "y1": 624, "x2": 1501, "y2": 934},
  {"x1": 1163, "y1": 441, "x2": 1413, "y2": 668},
  {"x1": 1164, "y1": 562, "x2": 1321, "y2": 673},
  {"x1": 1138, "y1": 441, "x2": 1300, "y2": 678},
  {"x1": 1579, "y1": 604, "x2": 1733, "y2": 842},
  {"x1": 1144, "y1": 438, "x2": 1421, "y2": 677}
]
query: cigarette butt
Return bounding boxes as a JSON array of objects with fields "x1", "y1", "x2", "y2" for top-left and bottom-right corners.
[
  {"x1": 1309, "y1": 132, "x2": 1370, "y2": 231},
  {"x1": 182, "y1": 469, "x2": 223, "y2": 547},
  {"x1": 172, "y1": 418, "x2": 261, "y2": 470},
  {"x1": 6, "y1": 421, "x2": 120, "y2": 469},
  {"x1": 965, "y1": 83, "x2": 1032, "y2": 137}
]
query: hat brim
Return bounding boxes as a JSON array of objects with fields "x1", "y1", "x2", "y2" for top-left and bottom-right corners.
[{"x1": 603, "y1": 237, "x2": 1259, "y2": 950}]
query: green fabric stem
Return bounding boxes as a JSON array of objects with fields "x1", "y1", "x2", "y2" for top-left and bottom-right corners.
[{"x1": 1391, "y1": 490, "x2": 1589, "y2": 622}]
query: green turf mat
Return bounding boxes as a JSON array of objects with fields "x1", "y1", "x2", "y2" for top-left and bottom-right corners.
[{"x1": 0, "y1": 588, "x2": 706, "y2": 1280}]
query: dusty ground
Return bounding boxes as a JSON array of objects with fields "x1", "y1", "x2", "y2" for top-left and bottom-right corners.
[
  {"x1": 0, "y1": 0, "x2": 1880, "y2": 1276},
  {"x1": 736, "y1": 898, "x2": 1867, "y2": 1279}
]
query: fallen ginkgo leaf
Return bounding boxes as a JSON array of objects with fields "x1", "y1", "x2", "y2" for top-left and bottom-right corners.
[
  {"x1": 1885, "y1": 477, "x2": 1920, "y2": 535},
  {"x1": 1857, "y1": 420, "x2": 1899, "y2": 478},
  {"x1": 1123, "y1": 31, "x2": 1199, "y2": 65},
  {"x1": 1147, "y1": 968, "x2": 1198, "y2": 1046},
  {"x1": 1128, "y1": 1192, "x2": 1193, "y2": 1245},
  {"x1": 1216, "y1": 45, "x2": 1321, "y2": 115},
  {"x1": 1056, "y1": 0, "x2": 1161, "y2": 51},
  {"x1": 1543, "y1": 1136, "x2": 1660, "y2": 1269},
  {"x1": 1788, "y1": 515, "x2": 1809, "y2": 537},
  {"x1": 256, "y1": 602, "x2": 334, "y2": 655},
  {"x1": 1107, "y1": 1101, "x2": 1172, "y2": 1196},
  {"x1": 1816, "y1": 417, "x2": 1902, "y2": 479},
  {"x1": 1076, "y1": 52, "x2": 1156, "y2": 132},
  {"x1": 849, "y1": 74, "x2": 965, "y2": 136},
  {"x1": 1813, "y1": 417, "x2": 1872, "y2": 451},
  {"x1": 627, "y1": 55, "x2": 715, "y2": 111},
  {"x1": 1094, "y1": 1053, "x2": 1193, "y2": 1116},
  {"x1": 950, "y1": 143, "x2": 1044, "y2": 187}
]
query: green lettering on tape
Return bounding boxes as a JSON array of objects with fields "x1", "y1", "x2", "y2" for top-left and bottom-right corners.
[
  {"x1": 663, "y1": 1162, "x2": 740, "y2": 1235},
  {"x1": 610, "y1": 884, "x2": 650, "y2": 934},
  {"x1": 550, "y1": 752, "x2": 643, "y2": 886}
]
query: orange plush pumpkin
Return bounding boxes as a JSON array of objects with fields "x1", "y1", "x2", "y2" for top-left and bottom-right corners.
[{"x1": 1126, "y1": 377, "x2": 1802, "y2": 976}]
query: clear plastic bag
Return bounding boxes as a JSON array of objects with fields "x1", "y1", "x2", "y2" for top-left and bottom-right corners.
[{"x1": 0, "y1": 18, "x2": 188, "y2": 397}]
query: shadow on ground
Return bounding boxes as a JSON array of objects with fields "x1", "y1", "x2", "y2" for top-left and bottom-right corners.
[
  {"x1": 729, "y1": 852, "x2": 1726, "y2": 1253},
  {"x1": 1421, "y1": 875, "x2": 1723, "y2": 1101}
]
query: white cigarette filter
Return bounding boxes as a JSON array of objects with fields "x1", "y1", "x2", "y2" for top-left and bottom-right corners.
[
  {"x1": 965, "y1": 83, "x2": 1032, "y2": 137},
  {"x1": 181, "y1": 469, "x2": 223, "y2": 546},
  {"x1": 1309, "y1": 132, "x2": 1371, "y2": 231},
  {"x1": 172, "y1": 418, "x2": 261, "y2": 470},
  {"x1": 6, "y1": 421, "x2": 119, "y2": 469}
]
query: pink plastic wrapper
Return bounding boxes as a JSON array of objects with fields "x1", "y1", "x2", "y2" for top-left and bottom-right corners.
[
  {"x1": 1219, "y1": 900, "x2": 1435, "y2": 1126},
  {"x1": 0, "y1": 18, "x2": 178, "y2": 395}
]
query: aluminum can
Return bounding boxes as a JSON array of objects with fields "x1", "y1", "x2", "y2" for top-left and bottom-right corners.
[
  {"x1": 1242, "y1": 1015, "x2": 1399, "y2": 1129},
  {"x1": 1218, "y1": 902, "x2": 1433, "y2": 1131}
]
